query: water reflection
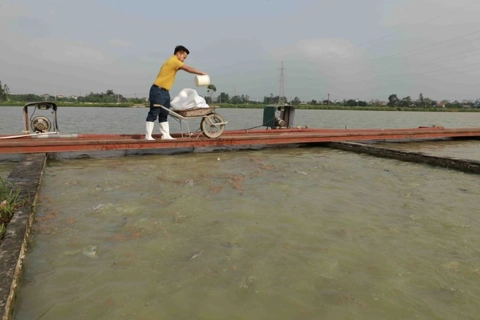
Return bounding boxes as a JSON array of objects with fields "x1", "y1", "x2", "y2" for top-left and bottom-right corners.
[{"x1": 14, "y1": 148, "x2": 480, "y2": 319}]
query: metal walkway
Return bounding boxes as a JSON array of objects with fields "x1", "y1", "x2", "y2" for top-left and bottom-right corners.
[{"x1": 1, "y1": 126, "x2": 480, "y2": 154}]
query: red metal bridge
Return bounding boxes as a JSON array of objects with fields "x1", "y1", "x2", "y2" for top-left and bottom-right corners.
[
  {"x1": 1, "y1": 126, "x2": 480, "y2": 154},
  {"x1": 1, "y1": 101, "x2": 480, "y2": 155}
]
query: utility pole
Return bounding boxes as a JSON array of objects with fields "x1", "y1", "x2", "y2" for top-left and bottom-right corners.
[
  {"x1": 327, "y1": 93, "x2": 330, "y2": 106},
  {"x1": 279, "y1": 61, "x2": 285, "y2": 105}
]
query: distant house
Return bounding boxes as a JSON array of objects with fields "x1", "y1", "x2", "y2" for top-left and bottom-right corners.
[
  {"x1": 436, "y1": 101, "x2": 447, "y2": 108},
  {"x1": 369, "y1": 99, "x2": 387, "y2": 106},
  {"x1": 474, "y1": 99, "x2": 480, "y2": 108},
  {"x1": 71, "y1": 95, "x2": 78, "y2": 100}
]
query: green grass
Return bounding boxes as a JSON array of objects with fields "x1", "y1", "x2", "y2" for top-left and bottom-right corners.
[{"x1": 0, "y1": 177, "x2": 25, "y2": 240}]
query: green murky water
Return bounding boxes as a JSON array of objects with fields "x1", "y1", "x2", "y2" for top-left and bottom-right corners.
[{"x1": 12, "y1": 147, "x2": 480, "y2": 319}]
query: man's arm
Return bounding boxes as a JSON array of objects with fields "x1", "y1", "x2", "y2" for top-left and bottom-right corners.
[{"x1": 179, "y1": 64, "x2": 207, "y2": 75}]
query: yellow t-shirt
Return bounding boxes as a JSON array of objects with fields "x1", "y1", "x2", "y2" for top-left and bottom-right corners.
[{"x1": 153, "y1": 55, "x2": 183, "y2": 91}]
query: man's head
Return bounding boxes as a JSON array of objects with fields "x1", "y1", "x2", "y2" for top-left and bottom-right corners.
[{"x1": 174, "y1": 45, "x2": 190, "y2": 62}]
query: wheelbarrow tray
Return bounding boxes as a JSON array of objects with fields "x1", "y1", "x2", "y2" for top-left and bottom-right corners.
[{"x1": 172, "y1": 106, "x2": 216, "y2": 118}]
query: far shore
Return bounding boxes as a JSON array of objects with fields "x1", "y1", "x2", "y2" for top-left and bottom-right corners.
[{"x1": 1, "y1": 102, "x2": 480, "y2": 112}]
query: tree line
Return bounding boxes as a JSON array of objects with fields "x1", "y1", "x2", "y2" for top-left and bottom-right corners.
[
  {"x1": 387, "y1": 93, "x2": 480, "y2": 108},
  {"x1": 0, "y1": 88, "x2": 144, "y2": 104},
  {"x1": 0, "y1": 81, "x2": 10, "y2": 101},
  {"x1": 1, "y1": 80, "x2": 479, "y2": 108}
]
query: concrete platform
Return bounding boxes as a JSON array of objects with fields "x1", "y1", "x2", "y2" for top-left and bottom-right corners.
[{"x1": 0, "y1": 154, "x2": 46, "y2": 320}]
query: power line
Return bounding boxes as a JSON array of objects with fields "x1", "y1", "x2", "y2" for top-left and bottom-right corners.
[
  {"x1": 355, "y1": 61, "x2": 480, "y2": 88},
  {"x1": 282, "y1": 29, "x2": 480, "y2": 90},
  {"x1": 277, "y1": 3, "x2": 480, "y2": 90},
  {"x1": 354, "y1": 1, "x2": 480, "y2": 48}
]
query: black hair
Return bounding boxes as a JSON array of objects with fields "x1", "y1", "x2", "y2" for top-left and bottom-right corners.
[{"x1": 174, "y1": 45, "x2": 190, "y2": 55}]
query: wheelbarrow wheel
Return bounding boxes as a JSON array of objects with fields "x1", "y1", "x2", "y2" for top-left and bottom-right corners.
[{"x1": 201, "y1": 113, "x2": 225, "y2": 138}]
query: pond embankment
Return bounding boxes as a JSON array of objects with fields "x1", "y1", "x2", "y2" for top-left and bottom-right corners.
[{"x1": 0, "y1": 153, "x2": 46, "y2": 320}]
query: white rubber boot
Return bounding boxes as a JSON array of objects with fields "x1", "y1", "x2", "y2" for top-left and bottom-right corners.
[
  {"x1": 145, "y1": 121, "x2": 155, "y2": 140},
  {"x1": 159, "y1": 122, "x2": 175, "y2": 140}
]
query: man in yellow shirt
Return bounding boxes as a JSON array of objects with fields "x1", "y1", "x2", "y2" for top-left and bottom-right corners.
[{"x1": 145, "y1": 45, "x2": 208, "y2": 140}]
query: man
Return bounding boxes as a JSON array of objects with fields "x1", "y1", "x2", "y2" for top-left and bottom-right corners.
[{"x1": 145, "y1": 45, "x2": 207, "y2": 140}]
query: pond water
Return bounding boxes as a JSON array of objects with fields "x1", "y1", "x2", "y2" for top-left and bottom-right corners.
[{"x1": 1, "y1": 107, "x2": 479, "y2": 319}]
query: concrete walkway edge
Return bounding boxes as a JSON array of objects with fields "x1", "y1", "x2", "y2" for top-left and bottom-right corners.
[
  {"x1": 327, "y1": 142, "x2": 480, "y2": 174},
  {"x1": 0, "y1": 153, "x2": 47, "y2": 320}
]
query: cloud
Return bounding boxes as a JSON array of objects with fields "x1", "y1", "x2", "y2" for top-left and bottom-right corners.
[
  {"x1": 382, "y1": 0, "x2": 480, "y2": 28},
  {"x1": 297, "y1": 38, "x2": 362, "y2": 63},
  {"x1": 272, "y1": 38, "x2": 364, "y2": 64},
  {"x1": 30, "y1": 38, "x2": 111, "y2": 65},
  {"x1": 108, "y1": 38, "x2": 133, "y2": 47},
  {"x1": 0, "y1": 2, "x2": 30, "y2": 18},
  {"x1": 2, "y1": 0, "x2": 480, "y2": 100}
]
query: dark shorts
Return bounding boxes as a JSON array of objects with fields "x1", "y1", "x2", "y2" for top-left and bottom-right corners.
[{"x1": 146, "y1": 85, "x2": 171, "y2": 122}]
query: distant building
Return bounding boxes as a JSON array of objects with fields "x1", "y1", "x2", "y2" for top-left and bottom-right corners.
[
  {"x1": 474, "y1": 99, "x2": 480, "y2": 108},
  {"x1": 369, "y1": 99, "x2": 387, "y2": 106}
]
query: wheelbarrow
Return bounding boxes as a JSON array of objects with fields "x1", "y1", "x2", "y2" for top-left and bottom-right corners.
[{"x1": 153, "y1": 104, "x2": 227, "y2": 138}]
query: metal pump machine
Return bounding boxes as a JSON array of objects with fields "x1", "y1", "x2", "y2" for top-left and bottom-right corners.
[
  {"x1": 23, "y1": 101, "x2": 59, "y2": 134},
  {"x1": 263, "y1": 105, "x2": 295, "y2": 129}
]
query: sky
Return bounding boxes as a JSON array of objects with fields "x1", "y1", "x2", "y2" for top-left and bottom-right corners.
[{"x1": 1, "y1": 0, "x2": 480, "y2": 102}]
